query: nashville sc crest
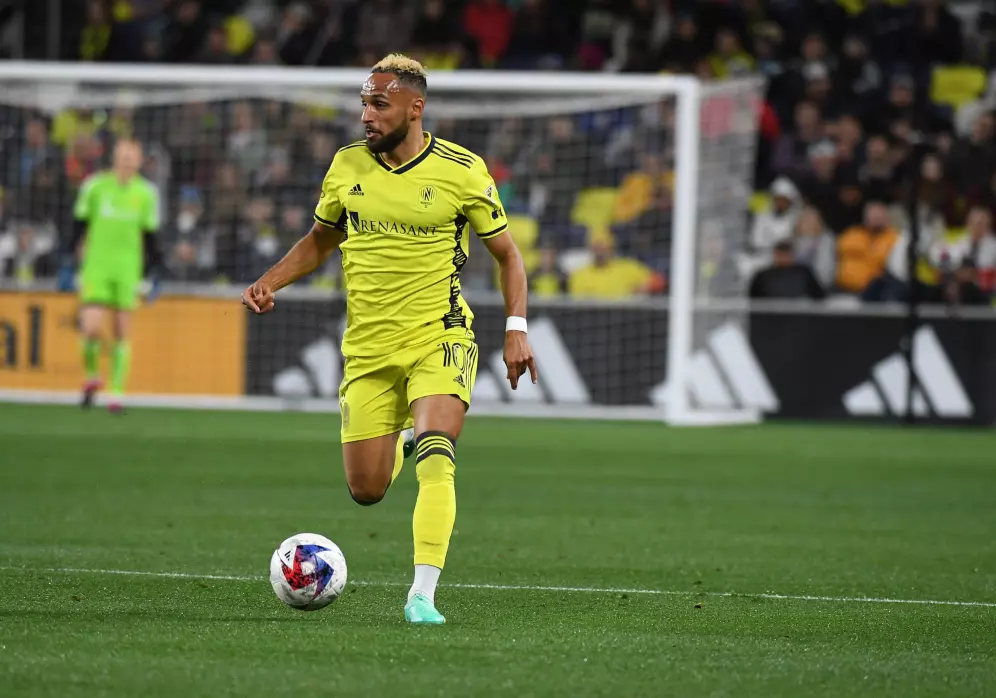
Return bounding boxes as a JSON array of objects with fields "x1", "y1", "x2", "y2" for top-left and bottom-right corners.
[{"x1": 419, "y1": 185, "x2": 436, "y2": 209}]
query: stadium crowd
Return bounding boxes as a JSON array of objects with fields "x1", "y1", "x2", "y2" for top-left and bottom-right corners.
[{"x1": 2, "y1": 0, "x2": 996, "y2": 306}]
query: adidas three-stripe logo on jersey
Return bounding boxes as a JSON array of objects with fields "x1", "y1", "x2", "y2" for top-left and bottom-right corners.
[{"x1": 348, "y1": 184, "x2": 364, "y2": 196}]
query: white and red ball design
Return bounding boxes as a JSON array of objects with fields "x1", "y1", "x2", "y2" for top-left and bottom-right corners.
[{"x1": 269, "y1": 533, "x2": 347, "y2": 611}]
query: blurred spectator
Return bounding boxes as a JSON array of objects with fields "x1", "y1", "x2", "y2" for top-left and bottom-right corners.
[
  {"x1": 870, "y1": 73, "x2": 933, "y2": 137},
  {"x1": 503, "y1": 0, "x2": 568, "y2": 70},
  {"x1": 826, "y1": 174, "x2": 866, "y2": 234},
  {"x1": 796, "y1": 140, "x2": 838, "y2": 223},
  {"x1": 967, "y1": 11, "x2": 996, "y2": 70},
  {"x1": 353, "y1": 0, "x2": 413, "y2": 63},
  {"x1": 227, "y1": 102, "x2": 267, "y2": 182},
  {"x1": 659, "y1": 13, "x2": 704, "y2": 74},
  {"x1": 64, "y1": 133, "x2": 102, "y2": 188},
  {"x1": 209, "y1": 162, "x2": 247, "y2": 282},
  {"x1": 750, "y1": 176, "x2": 801, "y2": 254},
  {"x1": 752, "y1": 21, "x2": 785, "y2": 85},
  {"x1": 411, "y1": 0, "x2": 465, "y2": 70},
  {"x1": 80, "y1": 0, "x2": 114, "y2": 62},
  {"x1": 837, "y1": 201, "x2": 901, "y2": 296},
  {"x1": 771, "y1": 100, "x2": 824, "y2": 180},
  {"x1": 930, "y1": 205, "x2": 996, "y2": 294},
  {"x1": 162, "y1": 0, "x2": 209, "y2": 63},
  {"x1": 968, "y1": 169, "x2": 996, "y2": 221},
  {"x1": 613, "y1": 152, "x2": 673, "y2": 224},
  {"x1": 16, "y1": 119, "x2": 57, "y2": 190},
  {"x1": 609, "y1": 0, "x2": 671, "y2": 73},
  {"x1": 239, "y1": 195, "x2": 280, "y2": 282},
  {"x1": 748, "y1": 240, "x2": 825, "y2": 301},
  {"x1": 834, "y1": 34, "x2": 882, "y2": 117},
  {"x1": 0, "y1": 221, "x2": 57, "y2": 283},
  {"x1": 955, "y1": 73, "x2": 996, "y2": 137},
  {"x1": 196, "y1": 21, "x2": 232, "y2": 64},
  {"x1": 859, "y1": 135, "x2": 901, "y2": 205},
  {"x1": 898, "y1": 153, "x2": 955, "y2": 244},
  {"x1": 528, "y1": 247, "x2": 568, "y2": 297},
  {"x1": 910, "y1": 0, "x2": 964, "y2": 67},
  {"x1": 276, "y1": 2, "x2": 317, "y2": 65},
  {"x1": 533, "y1": 117, "x2": 589, "y2": 246},
  {"x1": 576, "y1": 0, "x2": 616, "y2": 71},
  {"x1": 792, "y1": 206, "x2": 837, "y2": 289},
  {"x1": 936, "y1": 259, "x2": 992, "y2": 305},
  {"x1": 250, "y1": 32, "x2": 280, "y2": 65},
  {"x1": 612, "y1": 167, "x2": 672, "y2": 268},
  {"x1": 946, "y1": 110, "x2": 996, "y2": 196},
  {"x1": 166, "y1": 102, "x2": 220, "y2": 186},
  {"x1": 829, "y1": 114, "x2": 863, "y2": 175},
  {"x1": 708, "y1": 27, "x2": 755, "y2": 79},
  {"x1": 568, "y1": 237, "x2": 662, "y2": 299},
  {"x1": 168, "y1": 185, "x2": 214, "y2": 282},
  {"x1": 462, "y1": 0, "x2": 513, "y2": 67},
  {"x1": 800, "y1": 61, "x2": 834, "y2": 115}
]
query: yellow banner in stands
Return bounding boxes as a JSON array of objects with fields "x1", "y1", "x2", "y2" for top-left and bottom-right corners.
[{"x1": 0, "y1": 292, "x2": 246, "y2": 395}]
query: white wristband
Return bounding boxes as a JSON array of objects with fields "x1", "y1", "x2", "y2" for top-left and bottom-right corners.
[{"x1": 506, "y1": 316, "x2": 528, "y2": 333}]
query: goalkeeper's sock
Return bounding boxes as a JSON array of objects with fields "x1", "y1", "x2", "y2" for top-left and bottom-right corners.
[
  {"x1": 109, "y1": 341, "x2": 131, "y2": 398},
  {"x1": 81, "y1": 338, "x2": 101, "y2": 382},
  {"x1": 410, "y1": 431, "x2": 456, "y2": 599}
]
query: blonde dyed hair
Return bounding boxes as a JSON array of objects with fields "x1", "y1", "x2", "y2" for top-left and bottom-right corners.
[
  {"x1": 373, "y1": 54, "x2": 426, "y2": 77},
  {"x1": 372, "y1": 53, "x2": 428, "y2": 94}
]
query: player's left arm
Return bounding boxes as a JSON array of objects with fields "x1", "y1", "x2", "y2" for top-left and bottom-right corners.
[
  {"x1": 464, "y1": 160, "x2": 537, "y2": 389},
  {"x1": 141, "y1": 182, "x2": 164, "y2": 302}
]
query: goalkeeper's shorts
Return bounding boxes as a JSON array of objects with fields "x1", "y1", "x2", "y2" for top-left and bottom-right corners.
[
  {"x1": 80, "y1": 269, "x2": 140, "y2": 311},
  {"x1": 338, "y1": 328, "x2": 479, "y2": 443}
]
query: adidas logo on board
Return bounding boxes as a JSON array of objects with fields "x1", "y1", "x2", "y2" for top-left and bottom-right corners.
[{"x1": 842, "y1": 326, "x2": 973, "y2": 418}]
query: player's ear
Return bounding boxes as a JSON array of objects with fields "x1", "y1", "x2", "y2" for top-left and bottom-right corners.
[{"x1": 410, "y1": 97, "x2": 425, "y2": 121}]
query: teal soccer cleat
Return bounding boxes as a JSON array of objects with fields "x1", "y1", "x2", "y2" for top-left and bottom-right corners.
[{"x1": 405, "y1": 592, "x2": 445, "y2": 625}]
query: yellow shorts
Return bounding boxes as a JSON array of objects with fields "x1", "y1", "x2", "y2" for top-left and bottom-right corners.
[{"x1": 339, "y1": 328, "x2": 479, "y2": 443}]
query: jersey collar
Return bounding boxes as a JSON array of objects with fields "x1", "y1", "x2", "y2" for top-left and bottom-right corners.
[{"x1": 374, "y1": 132, "x2": 436, "y2": 175}]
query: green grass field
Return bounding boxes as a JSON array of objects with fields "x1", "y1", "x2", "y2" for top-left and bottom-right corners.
[{"x1": 0, "y1": 403, "x2": 995, "y2": 697}]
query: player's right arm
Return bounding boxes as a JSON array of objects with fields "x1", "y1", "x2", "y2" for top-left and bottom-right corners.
[
  {"x1": 65, "y1": 175, "x2": 98, "y2": 259},
  {"x1": 242, "y1": 159, "x2": 347, "y2": 314},
  {"x1": 57, "y1": 175, "x2": 98, "y2": 291}
]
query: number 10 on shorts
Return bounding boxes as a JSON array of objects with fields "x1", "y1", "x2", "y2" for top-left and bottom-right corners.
[{"x1": 440, "y1": 341, "x2": 477, "y2": 391}]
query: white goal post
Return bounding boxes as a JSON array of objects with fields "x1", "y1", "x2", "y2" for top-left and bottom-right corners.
[{"x1": 0, "y1": 61, "x2": 766, "y2": 426}]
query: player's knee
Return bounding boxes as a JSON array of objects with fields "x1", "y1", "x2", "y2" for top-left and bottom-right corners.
[
  {"x1": 345, "y1": 474, "x2": 388, "y2": 506},
  {"x1": 349, "y1": 487, "x2": 384, "y2": 506}
]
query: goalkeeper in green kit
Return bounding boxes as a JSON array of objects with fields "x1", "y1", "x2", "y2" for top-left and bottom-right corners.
[{"x1": 58, "y1": 139, "x2": 163, "y2": 413}]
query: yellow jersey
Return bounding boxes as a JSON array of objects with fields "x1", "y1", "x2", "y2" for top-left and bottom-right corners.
[{"x1": 314, "y1": 132, "x2": 508, "y2": 357}]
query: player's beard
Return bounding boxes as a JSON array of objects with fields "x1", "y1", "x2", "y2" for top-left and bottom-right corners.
[{"x1": 366, "y1": 120, "x2": 409, "y2": 154}]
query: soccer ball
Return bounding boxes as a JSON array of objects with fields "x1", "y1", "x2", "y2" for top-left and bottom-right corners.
[{"x1": 269, "y1": 533, "x2": 348, "y2": 611}]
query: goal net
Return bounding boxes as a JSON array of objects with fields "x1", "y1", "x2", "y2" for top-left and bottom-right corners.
[{"x1": 0, "y1": 63, "x2": 765, "y2": 425}]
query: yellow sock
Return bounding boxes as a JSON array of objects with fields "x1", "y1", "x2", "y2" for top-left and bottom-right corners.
[
  {"x1": 391, "y1": 433, "x2": 405, "y2": 484},
  {"x1": 412, "y1": 432, "x2": 456, "y2": 569}
]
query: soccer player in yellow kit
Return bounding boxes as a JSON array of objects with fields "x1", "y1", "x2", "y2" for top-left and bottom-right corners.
[{"x1": 242, "y1": 55, "x2": 537, "y2": 625}]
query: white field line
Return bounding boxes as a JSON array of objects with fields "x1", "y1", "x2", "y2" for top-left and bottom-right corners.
[{"x1": 2, "y1": 565, "x2": 995, "y2": 609}]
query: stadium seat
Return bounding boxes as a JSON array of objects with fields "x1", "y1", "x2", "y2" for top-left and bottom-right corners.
[
  {"x1": 931, "y1": 65, "x2": 988, "y2": 110},
  {"x1": 493, "y1": 215, "x2": 540, "y2": 288},
  {"x1": 571, "y1": 187, "x2": 619, "y2": 230},
  {"x1": 506, "y1": 214, "x2": 539, "y2": 251},
  {"x1": 224, "y1": 16, "x2": 256, "y2": 57}
]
